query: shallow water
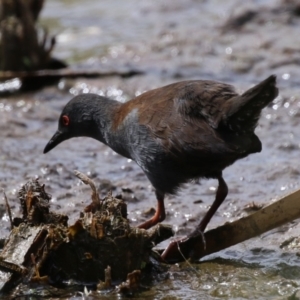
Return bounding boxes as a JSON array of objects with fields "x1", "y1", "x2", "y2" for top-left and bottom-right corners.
[{"x1": 1, "y1": 0, "x2": 300, "y2": 298}]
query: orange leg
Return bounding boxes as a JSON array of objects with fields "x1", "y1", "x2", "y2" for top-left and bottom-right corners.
[
  {"x1": 138, "y1": 190, "x2": 166, "y2": 230},
  {"x1": 161, "y1": 174, "x2": 228, "y2": 263}
]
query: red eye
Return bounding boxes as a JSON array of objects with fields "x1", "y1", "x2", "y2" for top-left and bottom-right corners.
[{"x1": 62, "y1": 115, "x2": 70, "y2": 126}]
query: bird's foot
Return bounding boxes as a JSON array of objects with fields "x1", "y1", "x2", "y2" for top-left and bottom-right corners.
[
  {"x1": 137, "y1": 215, "x2": 161, "y2": 230},
  {"x1": 161, "y1": 231, "x2": 206, "y2": 264},
  {"x1": 137, "y1": 207, "x2": 166, "y2": 230}
]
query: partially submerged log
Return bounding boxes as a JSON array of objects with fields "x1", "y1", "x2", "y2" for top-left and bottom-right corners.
[
  {"x1": 189, "y1": 188, "x2": 300, "y2": 260},
  {"x1": 0, "y1": 174, "x2": 173, "y2": 295}
]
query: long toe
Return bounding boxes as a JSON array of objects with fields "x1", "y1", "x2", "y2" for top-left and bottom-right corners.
[
  {"x1": 138, "y1": 216, "x2": 159, "y2": 230},
  {"x1": 161, "y1": 234, "x2": 207, "y2": 263},
  {"x1": 138, "y1": 200, "x2": 166, "y2": 229},
  {"x1": 161, "y1": 236, "x2": 194, "y2": 263}
]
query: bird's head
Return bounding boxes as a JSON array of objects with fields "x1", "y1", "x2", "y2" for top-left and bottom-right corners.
[{"x1": 43, "y1": 94, "x2": 104, "y2": 154}]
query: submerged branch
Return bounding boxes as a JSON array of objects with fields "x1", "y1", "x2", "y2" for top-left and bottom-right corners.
[
  {"x1": 0, "y1": 68, "x2": 144, "y2": 81},
  {"x1": 196, "y1": 188, "x2": 300, "y2": 259}
]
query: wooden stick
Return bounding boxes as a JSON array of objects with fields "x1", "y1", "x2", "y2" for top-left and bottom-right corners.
[
  {"x1": 197, "y1": 188, "x2": 300, "y2": 259},
  {"x1": 3, "y1": 192, "x2": 13, "y2": 230}
]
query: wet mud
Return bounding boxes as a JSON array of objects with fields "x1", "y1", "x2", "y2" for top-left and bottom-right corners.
[{"x1": 1, "y1": 0, "x2": 300, "y2": 298}]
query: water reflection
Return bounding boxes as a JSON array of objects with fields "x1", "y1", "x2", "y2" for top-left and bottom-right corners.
[{"x1": 0, "y1": 78, "x2": 21, "y2": 92}]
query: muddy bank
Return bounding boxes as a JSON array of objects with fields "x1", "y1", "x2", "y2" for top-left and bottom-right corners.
[{"x1": 0, "y1": 0, "x2": 300, "y2": 298}]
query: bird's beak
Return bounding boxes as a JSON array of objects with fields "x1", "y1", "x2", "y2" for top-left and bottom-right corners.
[{"x1": 43, "y1": 130, "x2": 68, "y2": 153}]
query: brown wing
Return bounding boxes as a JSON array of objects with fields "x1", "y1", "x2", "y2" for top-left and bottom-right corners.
[
  {"x1": 135, "y1": 80, "x2": 238, "y2": 156},
  {"x1": 135, "y1": 79, "x2": 237, "y2": 129},
  {"x1": 174, "y1": 80, "x2": 237, "y2": 128},
  {"x1": 113, "y1": 80, "x2": 237, "y2": 134}
]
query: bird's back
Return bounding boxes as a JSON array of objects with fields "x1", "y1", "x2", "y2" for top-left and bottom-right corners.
[{"x1": 115, "y1": 76, "x2": 277, "y2": 136}]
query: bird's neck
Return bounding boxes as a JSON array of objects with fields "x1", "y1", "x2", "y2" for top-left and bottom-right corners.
[{"x1": 91, "y1": 98, "x2": 133, "y2": 158}]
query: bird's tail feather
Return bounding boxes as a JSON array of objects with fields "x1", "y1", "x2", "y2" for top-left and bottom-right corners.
[{"x1": 220, "y1": 75, "x2": 278, "y2": 133}]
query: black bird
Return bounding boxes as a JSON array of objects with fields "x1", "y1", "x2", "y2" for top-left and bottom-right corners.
[{"x1": 44, "y1": 75, "x2": 278, "y2": 263}]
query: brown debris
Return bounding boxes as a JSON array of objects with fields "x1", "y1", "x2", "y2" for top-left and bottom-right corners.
[
  {"x1": 74, "y1": 170, "x2": 102, "y2": 213},
  {"x1": 0, "y1": 174, "x2": 173, "y2": 296},
  {"x1": 116, "y1": 270, "x2": 142, "y2": 295},
  {"x1": 97, "y1": 265, "x2": 112, "y2": 290},
  {"x1": 243, "y1": 201, "x2": 264, "y2": 212},
  {"x1": 14, "y1": 178, "x2": 68, "y2": 226}
]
